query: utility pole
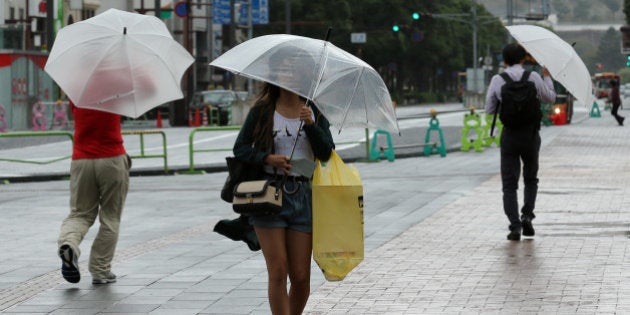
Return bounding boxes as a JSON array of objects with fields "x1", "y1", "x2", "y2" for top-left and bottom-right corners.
[
  {"x1": 285, "y1": 0, "x2": 291, "y2": 34},
  {"x1": 507, "y1": 0, "x2": 514, "y2": 44},
  {"x1": 472, "y1": 1, "x2": 478, "y2": 92},
  {"x1": 46, "y1": 0, "x2": 54, "y2": 50},
  {"x1": 429, "y1": 0, "x2": 495, "y2": 93}
]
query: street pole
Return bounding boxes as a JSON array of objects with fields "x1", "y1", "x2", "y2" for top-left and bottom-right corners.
[
  {"x1": 46, "y1": 0, "x2": 54, "y2": 50},
  {"x1": 207, "y1": 0, "x2": 213, "y2": 89},
  {"x1": 247, "y1": 0, "x2": 253, "y2": 95},
  {"x1": 428, "y1": 0, "x2": 496, "y2": 104},
  {"x1": 472, "y1": 0, "x2": 479, "y2": 93},
  {"x1": 507, "y1": 0, "x2": 514, "y2": 43},
  {"x1": 285, "y1": 0, "x2": 291, "y2": 34}
]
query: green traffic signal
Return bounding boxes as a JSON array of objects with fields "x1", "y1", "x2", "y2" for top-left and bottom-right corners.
[
  {"x1": 627, "y1": 55, "x2": 630, "y2": 66},
  {"x1": 392, "y1": 25, "x2": 400, "y2": 32},
  {"x1": 412, "y1": 12, "x2": 420, "y2": 20}
]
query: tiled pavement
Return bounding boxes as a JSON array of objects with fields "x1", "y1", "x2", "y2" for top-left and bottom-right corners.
[
  {"x1": 2, "y1": 106, "x2": 630, "y2": 314},
  {"x1": 307, "y1": 112, "x2": 630, "y2": 314}
]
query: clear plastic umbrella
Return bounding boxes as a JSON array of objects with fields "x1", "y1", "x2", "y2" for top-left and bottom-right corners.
[
  {"x1": 506, "y1": 25, "x2": 594, "y2": 107},
  {"x1": 209, "y1": 34, "x2": 399, "y2": 133},
  {"x1": 44, "y1": 9, "x2": 194, "y2": 118}
]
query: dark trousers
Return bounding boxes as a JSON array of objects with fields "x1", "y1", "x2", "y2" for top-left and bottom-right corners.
[
  {"x1": 500, "y1": 127, "x2": 541, "y2": 232},
  {"x1": 612, "y1": 103, "x2": 624, "y2": 125}
]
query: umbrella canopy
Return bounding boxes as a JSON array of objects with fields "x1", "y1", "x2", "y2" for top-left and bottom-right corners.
[
  {"x1": 45, "y1": 8, "x2": 194, "y2": 118},
  {"x1": 506, "y1": 25, "x2": 593, "y2": 106},
  {"x1": 210, "y1": 34, "x2": 399, "y2": 133}
]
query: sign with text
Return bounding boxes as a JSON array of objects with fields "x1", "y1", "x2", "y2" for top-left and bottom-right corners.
[
  {"x1": 214, "y1": 0, "x2": 269, "y2": 25},
  {"x1": 350, "y1": 32, "x2": 366, "y2": 44}
]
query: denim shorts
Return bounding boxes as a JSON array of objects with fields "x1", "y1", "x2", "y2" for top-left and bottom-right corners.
[{"x1": 249, "y1": 176, "x2": 313, "y2": 233}]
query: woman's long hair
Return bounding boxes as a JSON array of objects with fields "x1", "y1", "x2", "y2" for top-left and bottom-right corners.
[{"x1": 252, "y1": 83, "x2": 281, "y2": 151}]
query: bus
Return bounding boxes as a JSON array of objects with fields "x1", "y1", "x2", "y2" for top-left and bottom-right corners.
[{"x1": 593, "y1": 72, "x2": 620, "y2": 99}]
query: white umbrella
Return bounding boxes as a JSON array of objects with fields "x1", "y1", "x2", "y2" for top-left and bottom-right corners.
[
  {"x1": 45, "y1": 8, "x2": 194, "y2": 118},
  {"x1": 506, "y1": 25, "x2": 593, "y2": 106},
  {"x1": 210, "y1": 34, "x2": 399, "y2": 133}
]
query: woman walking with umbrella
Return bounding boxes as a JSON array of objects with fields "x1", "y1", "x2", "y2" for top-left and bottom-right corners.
[{"x1": 232, "y1": 47, "x2": 334, "y2": 314}]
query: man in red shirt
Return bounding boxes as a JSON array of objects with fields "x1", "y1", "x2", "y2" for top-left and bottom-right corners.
[{"x1": 57, "y1": 102, "x2": 130, "y2": 284}]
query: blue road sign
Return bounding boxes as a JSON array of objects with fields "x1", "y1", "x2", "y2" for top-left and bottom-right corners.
[
  {"x1": 215, "y1": 0, "x2": 268, "y2": 25},
  {"x1": 251, "y1": 0, "x2": 269, "y2": 24},
  {"x1": 174, "y1": 1, "x2": 189, "y2": 18},
  {"x1": 213, "y1": 0, "x2": 231, "y2": 24}
]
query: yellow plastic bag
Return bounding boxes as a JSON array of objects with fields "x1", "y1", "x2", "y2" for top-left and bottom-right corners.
[{"x1": 312, "y1": 150, "x2": 364, "y2": 281}]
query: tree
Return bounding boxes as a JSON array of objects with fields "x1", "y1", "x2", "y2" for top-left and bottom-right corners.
[
  {"x1": 595, "y1": 27, "x2": 624, "y2": 72},
  {"x1": 601, "y1": 0, "x2": 621, "y2": 19},
  {"x1": 551, "y1": 0, "x2": 571, "y2": 20},
  {"x1": 573, "y1": 0, "x2": 592, "y2": 21},
  {"x1": 252, "y1": 0, "x2": 506, "y2": 103}
]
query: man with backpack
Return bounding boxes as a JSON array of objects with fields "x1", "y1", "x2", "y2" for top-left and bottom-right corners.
[{"x1": 485, "y1": 43, "x2": 556, "y2": 241}]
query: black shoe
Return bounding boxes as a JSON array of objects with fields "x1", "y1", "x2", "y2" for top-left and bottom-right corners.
[
  {"x1": 59, "y1": 244, "x2": 80, "y2": 283},
  {"x1": 522, "y1": 218, "x2": 535, "y2": 237},
  {"x1": 507, "y1": 230, "x2": 521, "y2": 241}
]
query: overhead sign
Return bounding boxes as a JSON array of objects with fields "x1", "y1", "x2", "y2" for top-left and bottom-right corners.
[
  {"x1": 251, "y1": 0, "x2": 269, "y2": 25},
  {"x1": 214, "y1": 0, "x2": 268, "y2": 25},
  {"x1": 350, "y1": 32, "x2": 366, "y2": 44},
  {"x1": 213, "y1": 0, "x2": 231, "y2": 24}
]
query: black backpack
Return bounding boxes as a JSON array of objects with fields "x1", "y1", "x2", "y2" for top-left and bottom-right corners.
[{"x1": 498, "y1": 71, "x2": 542, "y2": 129}]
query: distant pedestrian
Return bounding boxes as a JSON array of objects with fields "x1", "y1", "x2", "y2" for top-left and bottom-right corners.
[
  {"x1": 485, "y1": 43, "x2": 556, "y2": 241},
  {"x1": 57, "y1": 101, "x2": 130, "y2": 284},
  {"x1": 609, "y1": 79, "x2": 625, "y2": 126}
]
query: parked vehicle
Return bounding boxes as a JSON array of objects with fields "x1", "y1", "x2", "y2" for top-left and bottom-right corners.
[
  {"x1": 524, "y1": 59, "x2": 574, "y2": 125},
  {"x1": 189, "y1": 89, "x2": 238, "y2": 125},
  {"x1": 235, "y1": 91, "x2": 249, "y2": 101}
]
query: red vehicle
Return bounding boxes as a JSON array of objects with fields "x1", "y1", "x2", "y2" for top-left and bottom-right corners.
[
  {"x1": 593, "y1": 72, "x2": 620, "y2": 99},
  {"x1": 524, "y1": 57, "x2": 574, "y2": 125}
]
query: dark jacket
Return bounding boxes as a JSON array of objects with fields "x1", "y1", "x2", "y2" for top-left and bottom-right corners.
[
  {"x1": 233, "y1": 104, "x2": 335, "y2": 166},
  {"x1": 610, "y1": 85, "x2": 621, "y2": 106}
]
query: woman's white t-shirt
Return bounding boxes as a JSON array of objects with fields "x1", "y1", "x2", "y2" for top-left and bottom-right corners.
[{"x1": 264, "y1": 111, "x2": 315, "y2": 176}]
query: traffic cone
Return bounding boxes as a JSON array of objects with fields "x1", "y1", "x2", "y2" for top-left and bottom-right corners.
[
  {"x1": 202, "y1": 108, "x2": 208, "y2": 126},
  {"x1": 194, "y1": 108, "x2": 201, "y2": 127},
  {"x1": 156, "y1": 111, "x2": 162, "y2": 128}
]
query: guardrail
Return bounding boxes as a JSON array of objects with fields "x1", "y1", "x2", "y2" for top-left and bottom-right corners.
[
  {"x1": 183, "y1": 126, "x2": 242, "y2": 174},
  {"x1": 122, "y1": 130, "x2": 168, "y2": 174},
  {"x1": 0, "y1": 131, "x2": 74, "y2": 164}
]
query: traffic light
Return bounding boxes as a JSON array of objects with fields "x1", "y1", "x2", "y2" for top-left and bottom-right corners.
[
  {"x1": 392, "y1": 24, "x2": 400, "y2": 32},
  {"x1": 412, "y1": 12, "x2": 420, "y2": 20},
  {"x1": 626, "y1": 55, "x2": 630, "y2": 67}
]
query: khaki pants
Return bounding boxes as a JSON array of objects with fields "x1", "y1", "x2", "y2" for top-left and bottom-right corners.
[{"x1": 58, "y1": 154, "x2": 130, "y2": 278}]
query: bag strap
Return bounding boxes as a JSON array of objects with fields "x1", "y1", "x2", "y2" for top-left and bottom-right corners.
[
  {"x1": 500, "y1": 72, "x2": 513, "y2": 84},
  {"x1": 520, "y1": 70, "x2": 531, "y2": 82},
  {"x1": 490, "y1": 103, "x2": 500, "y2": 137}
]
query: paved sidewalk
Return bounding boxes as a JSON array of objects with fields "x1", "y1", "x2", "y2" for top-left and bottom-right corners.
[
  {"x1": 1, "y1": 106, "x2": 629, "y2": 314},
  {"x1": 307, "y1": 112, "x2": 630, "y2": 313}
]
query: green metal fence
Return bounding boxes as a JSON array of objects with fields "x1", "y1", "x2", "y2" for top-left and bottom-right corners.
[
  {"x1": 122, "y1": 130, "x2": 168, "y2": 174},
  {"x1": 183, "y1": 126, "x2": 241, "y2": 174},
  {"x1": 0, "y1": 131, "x2": 74, "y2": 164}
]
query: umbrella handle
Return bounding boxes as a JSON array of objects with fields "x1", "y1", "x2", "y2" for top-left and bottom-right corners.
[
  {"x1": 289, "y1": 27, "x2": 332, "y2": 161},
  {"x1": 288, "y1": 99, "x2": 311, "y2": 161}
]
